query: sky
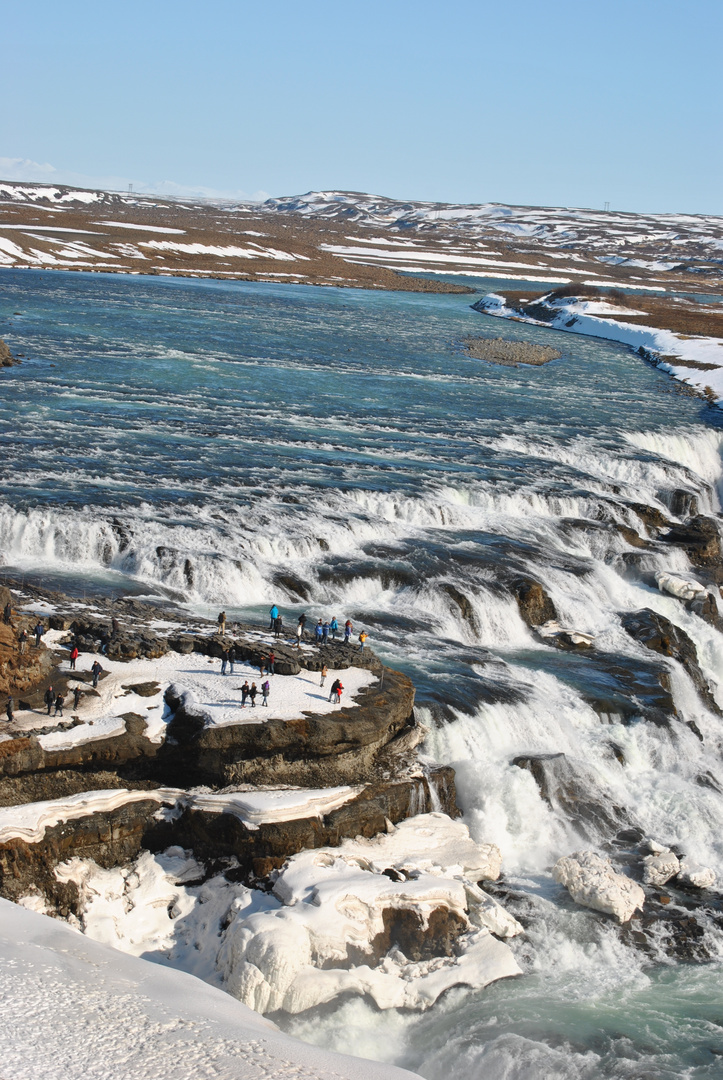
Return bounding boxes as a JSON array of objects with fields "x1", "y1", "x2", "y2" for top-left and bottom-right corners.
[{"x1": 2, "y1": 0, "x2": 722, "y2": 215}]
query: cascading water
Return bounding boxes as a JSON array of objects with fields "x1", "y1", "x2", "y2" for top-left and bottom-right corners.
[{"x1": 3, "y1": 266, "x2": 723, "y2": 1077}]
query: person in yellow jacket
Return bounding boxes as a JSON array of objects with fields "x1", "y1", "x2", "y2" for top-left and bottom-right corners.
[{"x1": 358, "y1": 631, "x2": 368, "y2": 652}]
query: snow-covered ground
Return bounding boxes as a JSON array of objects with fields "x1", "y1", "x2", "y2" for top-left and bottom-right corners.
[
  {"x1": 0, "y1": 897, "x2": 417, "y2": 1080},
  {"x1": 12, "y1": 631, "x2": 377, "y2": 749}
]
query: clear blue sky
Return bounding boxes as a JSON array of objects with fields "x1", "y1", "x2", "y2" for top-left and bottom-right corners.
[{"x1": 3, "y1": 0, "x2": 722, "y2": 214}]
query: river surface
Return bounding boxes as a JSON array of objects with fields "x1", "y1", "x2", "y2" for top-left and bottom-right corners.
[{"x1": 2, "y1": 267, "x2": 723, "y2": 1077}]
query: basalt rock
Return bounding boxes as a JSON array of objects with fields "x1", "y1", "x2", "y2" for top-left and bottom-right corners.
[
  {"x1": 162, "y1": 665, "x2": 415, "y2": 787},
  {"x1": 661, "y1": 515, "x2": 723, "y2": 581},
  {"x1": 0, "y1": 624, "x2": 55, "y2": 698},
  {"x1": 513, "y1": 578, "x2": 557, "y2": 627},
  {"x1": 0, "y1": 339, "x2": 19, "y2": 367},
  {"x1": 0, "y1": 769, "x2": 457, "y2": 912},
  {"x1": 620, "y1": 608, "x2": 721, "y2": 717},
  {"x1": 439, "y1": 583, "x2": 478, "y2": 630}
]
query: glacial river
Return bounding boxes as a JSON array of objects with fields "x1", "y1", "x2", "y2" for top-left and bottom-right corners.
[{"x1": 2, "y1": 267, "x2": 723, "y2": 1078}]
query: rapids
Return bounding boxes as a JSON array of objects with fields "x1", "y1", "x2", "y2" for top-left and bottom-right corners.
[{"x1": 2, "y1": 267, "x2": 723, "y2": 1076}]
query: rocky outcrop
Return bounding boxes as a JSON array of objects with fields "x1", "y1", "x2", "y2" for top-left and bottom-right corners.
[
  {"x1": 661, "y1": 515, "x2": 723, "y2": 582},
  {"x1": 163, "y1": 666, "x2": 415, "y2": 787},
  {"x1": 620, "y1": 608, "x2": 721, "y2": 716},
  {"x1": 513, "y1": 578, "x2": 557, "y2": 627},
  {"x1": 0, "y1": 339, "x2": 19, "y2": 367}
]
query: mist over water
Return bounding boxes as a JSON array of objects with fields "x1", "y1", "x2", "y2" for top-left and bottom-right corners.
[{"x1": 3, "y1": 268, "x2": 723, "y2": 1076}]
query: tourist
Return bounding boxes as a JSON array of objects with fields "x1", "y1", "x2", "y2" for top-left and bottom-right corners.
[
  {"x1": 44, "y1": 685, "x2": 55, "y2": 715},
  {"x1": 320, "y1": 663, "x2": 328, "y2": 688},
  {"x1": 315, "y1": 619, "x2": 324, "y2": 645},
  {"x1": 295, "y1": 623, "x2": 303, "y2": 649},
  {"x1": 328, "y1": 678, "x2": 340, "y2": 703},
  {"x1": 330, "y1": 617, "x2": 339, "y2": 640},
  {"x1": 69, "y1": 644, "x2": 79, "y2": 670},
  {"x1": 5, "y1": 698, "x2": 13, "y2": 724},
  {"x1": 273, "y1": 615, "x2": 283, "y2": 639},
  {"x1": 111, "y1": 616, "x2": 119, "y2": 636},
  {"x1": 269, "y1": 604, "x2": 279, "y2": 629},
  {"x1": 228, "y1": 645, "x2": 236, "y2": 675},
  {"x1": 91, "y1": 659, "x2": 102, "y2": 688},
  {"x1": 268, "y1": 650, "x2": 276, "y2": 674},
  {"x1": 344, "y1": 620, "x2": 353, "y2": 645},
  {"x1": 241, "y1": 680, "x2": 250, "y2": 708},
  {"x1": 17, "y1": 628, "x2": 27, "y2": 655},
  {"x1": 359, "y1": 630, "x2": 368, "y2": 652},
  {"x1": 218, "y1": 611, "x2": 226, "y2": 635},
  {"x1": 3, "y1": 601, "x2": 11, "y2": 624},
  {"x1": 298, "y1": 613, "x2": 307, "y2": 639},
  {"x1": 54, "y1": 693, "x2": 65, "y2": 718},
  {"x1": 249, "y1": 682, "x2": 258, "y2": 707},
  {"x1": 261, "y1": 679, "x2": 270, "y2": 706},
  {"x1": 34, "y1": 621, "x2": 44, "y2": 647},
  {"x1": 73, "y1": 685, "x2": 82, "y2": 710},
  {"x1": 333, "y1": 680, "x2": 343, "y2": 705},
  {"x1": 221, "y1": 647, "x2": 229, "y2": 675},
  {"x1": 259, "y1": 655, "x2": 267, "y2": 676},
  {"x1": 322, "y1": 621, "x2": 330, "y2": 645}
]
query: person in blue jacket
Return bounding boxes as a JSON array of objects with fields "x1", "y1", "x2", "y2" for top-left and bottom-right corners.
[{"x1": 269, "y1": 604, "x2": 279, "y2": 629}]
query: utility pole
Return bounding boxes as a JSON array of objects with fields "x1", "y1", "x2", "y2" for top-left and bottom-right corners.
[{"x1": 604, "y1": 201, "x2": 610, "y2": 212}]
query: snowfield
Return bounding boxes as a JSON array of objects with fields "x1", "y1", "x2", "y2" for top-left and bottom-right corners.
[{"x1": 0, "y1": 898, "x2": 418, "y2": 1080}]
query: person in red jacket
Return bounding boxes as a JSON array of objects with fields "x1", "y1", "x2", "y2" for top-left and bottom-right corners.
[{"x1": 69, "y1": 645, "x2": 79, "y2": 671}]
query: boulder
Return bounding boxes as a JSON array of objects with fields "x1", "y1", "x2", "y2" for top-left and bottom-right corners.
[
  {"x1": 513, "y1": 578, "x2": 557, "y2": 627},
  {"x1": 0, "y1": 339, "x2": 19, "y2": 367},
  {"x1": 512, "y1": 753, "x2": 631, "y2": 838},
  {"x1": 642, "y1": 849, "x2": 680, "y2": 886},
  {"x1": 655, "y1": 571, "x2": 707, "y2": 602},
  {"x1": 553, "y1": 850, "x2": 645, "y2": 923}
]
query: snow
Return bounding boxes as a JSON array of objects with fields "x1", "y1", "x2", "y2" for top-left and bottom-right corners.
[
  {"x1": 655, "y1": 571, "x2": 708, "y2": 601},
  {"x1": 0, "y1": 897, "x2": 416, "y2": 1080},
  {"x1": 51, "y1": 815, "x2": 520, "y2": 1016},
  {"x1": 92, "y1": 220, "x2": 186, "y2": 233},
  {"x1": 37, "y1": 714, "x2": 128, "y2": 750},
  {"x1": 189, "y1": 786, "x2": 364, "y2": 826},
  {"x1": 139, "y1": 240, "x2": 302, "y2": 261},
  {"x1": 218, "y1": 813, "x2": 521, "y2": 1013}
]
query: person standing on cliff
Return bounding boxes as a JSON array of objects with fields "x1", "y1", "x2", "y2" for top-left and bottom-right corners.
[
  {"x1": 249, "y1": 682, "x2": 258, "y2": 707},
  {"x1": 273, "y1": 615, "x2": 283, "y2": 639},
  {"x1": 358, "y1": 630, "x2": 368, "y2": 652},
  {"x1": 3, "y1": 601, "x2": 11, "y2": 625},
  {"x1": 333, "y1": 680, "x2": 343, "y2": 705},
  {"x1": 320, "y1": 663, "x2": 328, "y2": 688},
  {"x1": 218, "y1": 611, "x2": 226, "y2": 635},
  {"x1": 295, "y1": 623, "x2": 303, "y2": 649},
  {"x1": 344, "y1": 620, "x2": 353, "y2": 646},
  {"x1": 330, "y1": 617, "x2": 339, "y2": 640},
  {"x1": 69, "y1": 644, "x2": 79, "y2": 670},
  {"x1": 17, "y1": 628, "x2": 27, "y2": 654},
  {"x1": 328, "y1": 678, "x2": 340, "y2": 703},
  {"x1": 240, "y1": 680, "x2": 250, "y2": 707},
  {"x1": 269, "y1": 604, "x2": 279, "y2": 630},
  {"x1": 298, "y1": 613, "x2": 307, "y2": 640},
  {"x1": 268, "y1": 650, "x2": 276, "y2": 674},
  {"x1": 91, "y1": 659, "x2": 102, "y2": 688},
  {"x1": 228, "y1": 645, "x2": 236, "y2": 675},
  {"x1": 73, "y1": 685, "x2": 82, "y2": 710},
  {"x1": 221, "y1": 648, "x2": 229, "y2": 676},
  {"x1": 44, "y1": 685, "x2": 54, "y2": 715},
  {"x1": 54, "y1": 693, "x2": 65, "y2": 718},
  {"x1": 4, "y1": 698, "x2": 13, "y2": 724},
  {"x1": 34, "y1": 621, "x2": 44, "y2": 648},
  {"x1": 261, "y1": 679, "x2": 270, "y2": 706}
]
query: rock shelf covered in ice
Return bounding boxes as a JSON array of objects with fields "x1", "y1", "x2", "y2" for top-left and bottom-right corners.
[
  {"x1": 553, "y1": 850, "x2": 645, "y2": 923},
  {"x1": 219, "y1": 813, "x2": 522, "y2": 1013}
]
